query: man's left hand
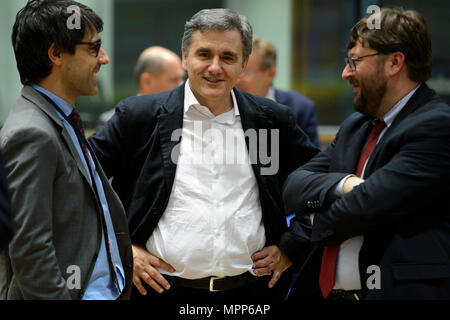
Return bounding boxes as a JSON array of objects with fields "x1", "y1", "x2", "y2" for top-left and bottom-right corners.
[{"x1": 251, "y1": 245, "x2": 292, "y2": 288}]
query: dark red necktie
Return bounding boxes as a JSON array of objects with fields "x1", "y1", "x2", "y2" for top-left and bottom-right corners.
[{"x1": 319, "y1": 120, "x2": 386, "y2": 299}]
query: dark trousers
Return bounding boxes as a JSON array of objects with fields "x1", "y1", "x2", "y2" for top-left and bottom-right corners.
[{"x1": 131, "y1": 274, "x2": 281, "y2": 301}]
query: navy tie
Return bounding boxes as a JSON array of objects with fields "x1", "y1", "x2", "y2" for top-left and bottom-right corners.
[{"x1": 67, "y1": 109, "x2": 122, "y2": 293}]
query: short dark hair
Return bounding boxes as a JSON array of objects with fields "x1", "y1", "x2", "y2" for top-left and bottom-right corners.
[
  {"x1": 12, "y1": 0, "x2": 103, "y2": 85},
  {"x1": 182, "y1": 8, "x2": 253, "y2": 62},
  {"x1": 348, "y1": 7, "x2": 432, "y2": 83}
]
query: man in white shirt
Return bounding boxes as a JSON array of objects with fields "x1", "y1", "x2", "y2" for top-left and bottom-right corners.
[
  {"x1": 283, "y1": 8, "x2": 450, "y2": 300},
  {"x1": 90, "y1": 8, "x2": 319, "y2": 300}
]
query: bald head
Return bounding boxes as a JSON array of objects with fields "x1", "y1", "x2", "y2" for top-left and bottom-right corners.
[{"x1": 134, "y1": 46, "x2": 185, "y2": 95}]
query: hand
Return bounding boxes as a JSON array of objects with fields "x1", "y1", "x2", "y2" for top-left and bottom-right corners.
[
  {"x1": 343, "y1": 176, "x2": 365, "y2": 194},
  {"x1": 251, "y1": 245, "x2": 292, "y2": 288},
  {"x1": 132, "y1": 244, "x2": 175, "y2": 295}
]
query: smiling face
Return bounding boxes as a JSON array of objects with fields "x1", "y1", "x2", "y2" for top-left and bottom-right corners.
[
  {"x1": 182, "y1": 29, "x2": 248, "y2": 113},
  {"x1": 60, "y1": 28, "x2": 109, "y2": 103},
  {"x1": 342, "y1": 39, "x2": 388, "y2": 117}
]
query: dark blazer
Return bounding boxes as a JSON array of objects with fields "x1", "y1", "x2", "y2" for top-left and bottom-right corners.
[
  {"x1": 89, "y1": 84, "x2": 319, "y2": 282},
  {"x1": 0, "y1": 86, "x2": 133, "y2": 300},
  {"x1": 275, "y1": 89, "x2": 320, "y2": 148},
  {"x1": 283, "y1": 83, "x2": 450, "y2": 299},
  {"x1": 0, "y1": 151, "x2": 12, "y2": 252}
]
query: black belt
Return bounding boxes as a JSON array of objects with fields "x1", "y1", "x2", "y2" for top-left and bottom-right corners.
[
  {"x1": 165, "y1": 272, "x2": 260, "y2": 292},
  {"x1": 330, "y1": 289, "x2": 365, "y2": 301}
]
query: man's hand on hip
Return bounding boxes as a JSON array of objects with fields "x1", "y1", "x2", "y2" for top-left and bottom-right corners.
[
  {"x1": 132, "y1": 243, "x2": 175, "y2": 295},
  {"x1": 251, "y1": 245, "x2": 292, "y2": 288}
]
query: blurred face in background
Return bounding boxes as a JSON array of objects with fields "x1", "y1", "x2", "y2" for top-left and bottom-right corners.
[{"x1": 236, "y1": 50, "x2": 275, "y2": 97}]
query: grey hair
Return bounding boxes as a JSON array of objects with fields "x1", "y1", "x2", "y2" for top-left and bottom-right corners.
[{"x1": 181, "y1": 8, "x2": 253, "y2": 61}]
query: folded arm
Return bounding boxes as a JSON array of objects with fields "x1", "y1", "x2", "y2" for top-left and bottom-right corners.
[{"x1": 312, "y1": 135, "x2": 450, "y2": 245}]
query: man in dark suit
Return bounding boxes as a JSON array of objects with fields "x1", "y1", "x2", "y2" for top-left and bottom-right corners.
[
  {"x1": 0, "y1": 0, "x2": 132, "y2": 299},
  {"x1": 283, "y1": 8, "x2": 450, "y2": 300},
  {"x1": 0, "y1": 152, "x2": 12, "y2": 253},
  {"x1": 90, "y1": 8, "x2": 319, "y2": 300},
  {"x1": 236, "y1": 37, "x2": 320, "y2": 148}
]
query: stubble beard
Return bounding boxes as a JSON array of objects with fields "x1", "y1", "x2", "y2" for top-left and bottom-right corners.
[{"x1": 353, "y1": 66, "x2": 387, "y2": 117}]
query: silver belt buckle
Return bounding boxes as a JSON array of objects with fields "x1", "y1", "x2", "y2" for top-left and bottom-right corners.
[{"x1": 209, "y1": 276, "x2": 222, "y2": 292}]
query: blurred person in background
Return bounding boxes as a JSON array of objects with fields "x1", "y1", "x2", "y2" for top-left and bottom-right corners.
[
  {"x1": 236, "y1": 37, "x2": 320, "y2": 148},
  {"x1": 98, "y1": 46, "x2": 184, "y2": 126}
]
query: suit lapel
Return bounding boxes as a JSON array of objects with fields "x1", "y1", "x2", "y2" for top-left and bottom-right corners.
[
  {"x1": 157, "y1": 85, "x2": 185, "y2": 194},
  {"x1": 22, "y1": 86, "x2": 93, "y2": 189},
  {"x1": 343, "y1": 117, "x2": 373, "y2": 175},
  {"x1": 234, "y1": 88, "x2": 275, "y2": 187},
  {"x1": 364, "y1": 83, "x2": 432, "y2": 176}
]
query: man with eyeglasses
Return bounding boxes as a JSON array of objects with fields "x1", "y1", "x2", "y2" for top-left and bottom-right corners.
[
  {"x1": 282, "y1": 8, "x2": 450, "y2": 300},
  {"x1": 0, "y1": 0, "x2": 132, "y2": 300}
]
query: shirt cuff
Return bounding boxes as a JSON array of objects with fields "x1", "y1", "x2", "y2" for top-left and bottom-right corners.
[{"x1": 332, "y1": 174, "x2": 356, "y2": 196}]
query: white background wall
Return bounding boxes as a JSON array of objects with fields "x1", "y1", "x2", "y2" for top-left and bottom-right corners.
[{"x1": 225, "y1": 0, "x2": 292, "y2": 91}]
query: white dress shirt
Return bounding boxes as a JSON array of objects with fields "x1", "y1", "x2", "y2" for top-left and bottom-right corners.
[
  {"x1": 146, "y1": 80, "x2": 266, "y2": 279},
  {"x1": 332, "y1": 85, "x2": 419, "y2": 290}
]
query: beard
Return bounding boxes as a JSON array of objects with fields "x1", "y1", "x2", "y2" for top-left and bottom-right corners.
[{"x1": 353, "y1": 65, "x2": 387, "y2": 117}]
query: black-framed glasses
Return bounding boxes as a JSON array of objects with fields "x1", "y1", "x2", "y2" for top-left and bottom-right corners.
[
  {"x1": 76, "y1": 39, "x2": 102, "y2": 57},
  {"x1": 345, "y1": 52, "x2": 381, "y2": 72}
]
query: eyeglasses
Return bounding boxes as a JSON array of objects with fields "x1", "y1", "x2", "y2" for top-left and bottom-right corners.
[
  {"x1": 76, "y1": 39, "x2": 102, "y2": 57},
  {"x1": 345, "y1": 52, "x2": 381, "y2": 72}
]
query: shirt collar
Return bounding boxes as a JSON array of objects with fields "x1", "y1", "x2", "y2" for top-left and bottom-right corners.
[
  {"x1": 31, "y1": 83, "x2": 74, "y2": 117},
  {"x1": 381, "y1": 85, "x2": 420, "y2": 127},
  {"x1": 266, "y1": 87, "x2": 276, "y2": 101},
  {"x1": 184, "y1": 79, "x2": 240, "y2": 118}
]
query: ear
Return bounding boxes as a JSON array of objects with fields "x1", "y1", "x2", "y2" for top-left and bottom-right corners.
[
  {"x1": 386, "y1": 52, "x2": 405, "y2": 78},
  {"x1": 267, "y1": 66, "x2": 276, "y2": 82},
  {"x1": 181, "y1": 49, "x2": 188, "y2": 71},
  {"x1": 242, "y1": 56, "x2": 249, "y2": 70},
  {"x1": 139, "y1": 72, "x2": 152, "y2": 89},
  {"x1": 239, "y1": 56, "x2": 249, "y2": 77},
  {"x1": 48, "y1": 42, "x2": 63, "y2": 66}
]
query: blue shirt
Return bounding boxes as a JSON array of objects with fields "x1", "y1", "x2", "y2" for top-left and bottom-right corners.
[{"x1": 31, "y1": 84, "x2": 125, "y2": 300}]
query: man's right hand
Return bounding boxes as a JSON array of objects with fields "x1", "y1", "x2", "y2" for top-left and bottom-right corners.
[
  {"x1": 342, "y1": 176, "x2": 365, "y2": 194},
  {"x1": 132, "y1": 244, "x2": 175, "y2": 295}
]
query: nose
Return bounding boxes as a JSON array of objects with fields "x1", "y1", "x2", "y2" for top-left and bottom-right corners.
[
  {"x1": 98, "y1": 48, "x2": 110, "y2": 65},
  {"x1": 208, "y1": 56, "x2": 221, "y2": 74},
  {"x1": 342, "y1": 63, "x2": 353, "y2": 80}
]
